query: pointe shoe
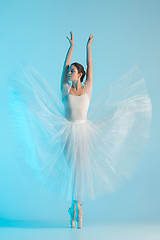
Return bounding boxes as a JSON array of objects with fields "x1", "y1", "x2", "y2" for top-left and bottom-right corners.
[
  {"x1": 75, "y1": 202, "x2": 83, "y2": 229},
  {"x1": 68, "y1": 204, "x2": 76, "y2": 228}
]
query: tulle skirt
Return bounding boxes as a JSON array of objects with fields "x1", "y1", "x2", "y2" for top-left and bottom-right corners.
[{"x1": 7, "y1": 64, "x2": 152, "y2": 201}]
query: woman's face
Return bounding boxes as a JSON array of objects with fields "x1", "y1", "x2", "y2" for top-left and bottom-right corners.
[{"x1": 67, "y1": 65, "x2": 81, "y2": 82}]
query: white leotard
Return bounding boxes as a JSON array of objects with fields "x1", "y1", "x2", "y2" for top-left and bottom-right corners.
[{"x1": 62, "y1": 83, "x2": 92, "y2": 122}]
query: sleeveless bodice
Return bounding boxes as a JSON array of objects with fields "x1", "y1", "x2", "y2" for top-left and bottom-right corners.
[{"x1": 62, "y1": 92, "x2": 90, "y2": 122}]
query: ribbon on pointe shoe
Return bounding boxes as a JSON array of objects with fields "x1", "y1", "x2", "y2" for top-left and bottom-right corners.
[
  {"x1": 75, "y1": 203, "x2": 83, "y2": 229},
  {"x1": 68, "y1": 205, "x2": 76, "y2": 228}
]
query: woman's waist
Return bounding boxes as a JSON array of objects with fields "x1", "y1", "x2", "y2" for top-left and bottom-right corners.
[
  {"x1": 66, "y1": 118, "x2": 86, "y2": 124},
  {"x1": 64, "y1": 110, "x2": 88, "y2": 123}
]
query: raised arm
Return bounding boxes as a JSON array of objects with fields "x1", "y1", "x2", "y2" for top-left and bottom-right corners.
[
  {"x1": 86, "y1": 34, "x2": 94, "y2": 85},
  {"x1": 85, "y1": 34, "x2": 94, "y2": 99},
  {"x1": 60, "y1": 32, "x2": 74, "y2": 90}
]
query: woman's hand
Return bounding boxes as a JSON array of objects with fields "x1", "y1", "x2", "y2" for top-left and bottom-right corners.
[
  {"x1": 87, "y1": 34, "x2": 94, "y2": 48},
  {"x1": 66, "y1": 31, "x2": 74, "y2": 47}
]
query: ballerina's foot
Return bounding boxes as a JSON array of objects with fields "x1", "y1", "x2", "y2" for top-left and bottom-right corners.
[
  {"x1": 68, "y1": 204, "x2": 76, "y2": 228},
  {"x1": 75, "y1": 202, "x2": 83, "y2": 229}
]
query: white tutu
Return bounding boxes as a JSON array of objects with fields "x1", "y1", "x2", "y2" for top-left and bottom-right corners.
[{"x1": 7, "y1": 64, "x2": 152, "y2": 201}]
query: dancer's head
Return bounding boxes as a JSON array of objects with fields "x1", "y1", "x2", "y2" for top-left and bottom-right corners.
[{"x1": 68, "y1": 62, "x2": 86, "y2": 83}]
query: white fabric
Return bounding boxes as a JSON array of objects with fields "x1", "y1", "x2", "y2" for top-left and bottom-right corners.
[
  {"x1": 61, "y1": 81, "x2": 92, "y2": 100},
  {"x1": 7, "y1": 64, "x2": 152, "y2": 202},
  {"x1": 62, "y1": 84, "x2": 90, "y2": 122}
]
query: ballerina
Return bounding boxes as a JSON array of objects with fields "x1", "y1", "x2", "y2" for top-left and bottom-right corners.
[
  {"x1": 62, "y1": 32, "x2": 94, "y2": 228},
  {"x1": 7, "y1": 32, "x2": 152, "y2": 230}
]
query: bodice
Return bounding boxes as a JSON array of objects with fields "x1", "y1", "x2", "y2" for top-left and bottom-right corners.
[{"x1": 62, "y1": 91, "x2": 90, "y2": 122}]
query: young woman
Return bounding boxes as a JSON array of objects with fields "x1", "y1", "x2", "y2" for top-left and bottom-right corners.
[
  {"x1": 61, "y1": 32, "x2": 94, "y2": 228},
  {"x1": 8, "y1": 32, "x2": 152, "y2": 229}
]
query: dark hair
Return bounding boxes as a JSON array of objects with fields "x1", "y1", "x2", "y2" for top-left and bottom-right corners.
[{"x1": 71, "y1": 62, "x2": 86, "y2": 82}]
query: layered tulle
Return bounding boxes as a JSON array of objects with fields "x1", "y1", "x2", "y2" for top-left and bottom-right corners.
[{"x1": 7, "y1": 64, "x2": 152, "y2": 201}]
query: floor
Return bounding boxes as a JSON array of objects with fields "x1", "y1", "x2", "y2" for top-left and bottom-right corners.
[{"x1": 0, "y1": 223, "x2": 160, "y2": 240}]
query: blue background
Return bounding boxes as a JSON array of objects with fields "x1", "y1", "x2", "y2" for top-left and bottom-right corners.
[{"x1": 0, "y1": 0, "x2": 159, "y2": 227}]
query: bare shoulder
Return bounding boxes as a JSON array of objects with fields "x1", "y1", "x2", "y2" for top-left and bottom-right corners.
[
  {"x1": 84, "y1": 79, "x2": 93, "y2": 88},
  {"x1": 62, "y1": 82, "x2": 70, "y2": 90},
  {"x1": 61, "y1": 82, "x2": 71, "y2": 98},
  {"x1": 83, "y1": 80, "x2": 93, "y2": 99}
]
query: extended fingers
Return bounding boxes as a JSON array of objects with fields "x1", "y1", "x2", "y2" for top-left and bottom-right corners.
[
  {"x1": 87, "y1": 34, "x2": 94, "y2": 46},
  {"x1": 89, "y1": 34, "x2": 94, "y2": 40},
  {"x1": 70, "y1": 31, "x2": 73, "y2": 39},
  {"x1": 66, "y1": 31, "x2": 73, "y2": 41}
]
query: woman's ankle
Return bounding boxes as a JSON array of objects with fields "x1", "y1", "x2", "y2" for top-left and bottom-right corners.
[{"x1": 72, "y1": 200, "x2": 83, "y2": 207}]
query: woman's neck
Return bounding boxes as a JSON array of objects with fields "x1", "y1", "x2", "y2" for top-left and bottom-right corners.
[{"x1": 72, "y1": 80, "x2": 82, "y2": 90}]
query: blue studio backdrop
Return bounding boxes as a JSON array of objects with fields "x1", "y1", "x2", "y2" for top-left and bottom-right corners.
[{"x1": 0, "y1": 0, "x2": 159, "y2": 227}]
